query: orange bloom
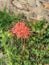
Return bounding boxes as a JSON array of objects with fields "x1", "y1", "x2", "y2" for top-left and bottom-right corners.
[{"x1": 11, "y1": 22, "x2": 30, "y2": 39}]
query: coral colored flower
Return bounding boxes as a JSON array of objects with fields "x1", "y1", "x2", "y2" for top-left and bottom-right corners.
[{"x1": 11, "y1": 22, "x2": 30, "y2": 39}]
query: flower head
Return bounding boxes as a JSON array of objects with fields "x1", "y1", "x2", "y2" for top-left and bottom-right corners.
[{"x1": 11, "y1": 22, "x2": 30, "y2": 39}]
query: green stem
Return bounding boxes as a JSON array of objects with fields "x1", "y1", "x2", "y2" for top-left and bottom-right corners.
[{"x1": 21, "y1": 38, "x2": 25, "y2": 65}]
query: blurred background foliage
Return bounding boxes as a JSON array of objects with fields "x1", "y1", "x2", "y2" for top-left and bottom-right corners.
[{"x1": 0, "y1": 9, "x2": 49, "y2": 65}]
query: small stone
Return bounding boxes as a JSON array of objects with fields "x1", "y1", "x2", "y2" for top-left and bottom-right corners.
[
  {"x1": 43, "y1": 3, "x2": 49, "y2": 9},
  {"x1": 27, "y1": 0, "x2": 36, "y2": 6},
  {"x1": 12, "y1": 1, "x2": 23, "y2": 9},
  {"x1": 0, "y1": 53, "x2": 3, "y2": 58},
  {"x1": 37, "y1": 15, "x2": 44, "y2": 20},
  {"x1": 18, "y1": 0, "x2": 26, "y2": 4},
  {"x1": 21, "y1": 10, "x2": 29, "y2": 15},
  {"x1": 28, "y1": 6, "x2": 34, "y2": 11}
]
